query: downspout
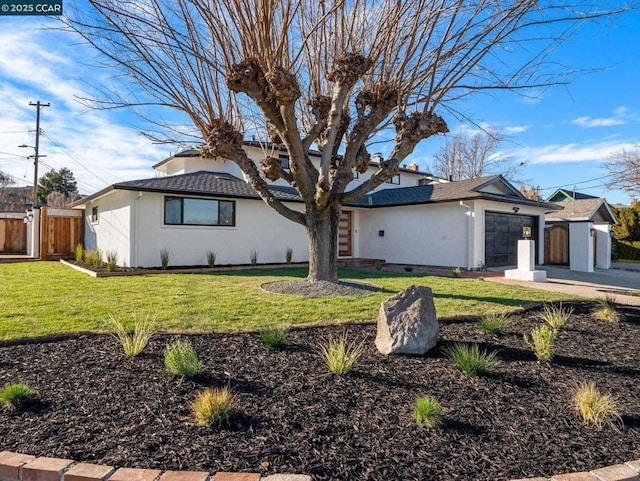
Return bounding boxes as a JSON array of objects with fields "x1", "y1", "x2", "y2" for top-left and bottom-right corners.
[
  {"x1": 132, "y1": 192, "x2": 142, "y2": 267},
  {"x1": 459, "y1": 201, "x2": 473, "y2": 270}
]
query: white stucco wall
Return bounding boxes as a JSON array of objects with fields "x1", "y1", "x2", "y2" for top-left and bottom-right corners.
[
  {"x1": 569, "y1": 222, "x2": 594, "y2": 272},
  {"x1": 593, "y1": 223, "x2": 612, "y2": 269},
  {"x1": 130, "y1": 193, "x2": 308, "y2": 268},
  {"x1": 357, "y1": 202, "x2": 470, "y2": 267},
  {"x1": 83, "y1": 190, "x2": 134, "y2": 266}
]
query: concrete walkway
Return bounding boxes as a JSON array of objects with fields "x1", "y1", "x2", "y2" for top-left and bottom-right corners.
[{"x1": 489, "y1": 263, "x2": 640, "y2": 306}]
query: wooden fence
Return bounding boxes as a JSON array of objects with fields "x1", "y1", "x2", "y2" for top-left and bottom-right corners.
[
  {"x1": 40, "y1": 208, "x2": 83, "y2": 260},
  {"x1": 0, "y1": 218, "x2": 26, "y2": 253}
]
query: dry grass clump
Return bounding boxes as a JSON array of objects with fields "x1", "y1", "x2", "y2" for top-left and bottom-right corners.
[
  {"x1": 540, "y1": 302, "x2": 573, "y2": 331},
  {"x1": 108, "y1": 313, "x2": 155, "y2": 357},
  {"x1": 573, "y1": 382, "x2": 620, "y2": 427},
  {"x1": 524, "y1": 325, "x2": 557, "y2": 362},
  {"x1": 192, "y1": 387, "x2": 234, "y2": 426}
]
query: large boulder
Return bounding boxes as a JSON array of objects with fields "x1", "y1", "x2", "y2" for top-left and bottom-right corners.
[{"x1": 375, "y1": 285, "x2": 439, "y2": 355}]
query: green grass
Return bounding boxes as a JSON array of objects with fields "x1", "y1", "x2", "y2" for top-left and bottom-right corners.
[
  {"x1": 164, "y1": 340, "x2": 203, "y2": 378},
  {"x1": 260, "y1": 325, "x2": 287, "y2": 348},
  {"x1": 477, "y1": 312, "x2": 512, "y2": 335},
  {"x1": 0, "y1": 262, "x2": 575, "y2": 341},
  {"x1": 540, "y1": 302, "x2": 573, "y2": 331},
  {"x1": 414, "y1": 396, "x2": 443, "y2": 428},
  {"x1": 442, "y1": 343, "x2": 500, "y2": 376},
  {"x1": 318, "y1": 332, "x2": 365, "y2": 375},
  {"x1": 0, "y1": 383, "x2": 36, "y2": 410},
  {"x1": 108, "y1": 313, "x2": 155, "y2": 357}
]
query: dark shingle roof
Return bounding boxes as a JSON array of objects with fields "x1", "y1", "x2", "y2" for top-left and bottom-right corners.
[
  {"x1": 352, "y1": 176, "x2": 558, "y2": 208},
  {"x1": 117, "y1": 171, "x2": 301, "y2": 201}
]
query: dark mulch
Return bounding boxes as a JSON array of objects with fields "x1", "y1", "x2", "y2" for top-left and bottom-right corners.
[{"x1": 1, "y1": 301, "x2": 639, "y2": 480}]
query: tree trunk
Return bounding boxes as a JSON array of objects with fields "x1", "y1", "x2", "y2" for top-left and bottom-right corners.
[{"x1": 306, "y1": 204, "x2": 340, "y2": 282}]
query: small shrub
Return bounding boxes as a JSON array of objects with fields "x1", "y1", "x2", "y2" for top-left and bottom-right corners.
[
  {"x1": 477, "y1": 313, "x2": 512, "y2": 335},
  {"x1": 160, "y1": 249, "x2": 170, "y2": 269},
  {"x1": 0, "y1": 383, "x2": 35, "y2": 410},
  {"x1": 404, "y1": 266, "x2": 413, "y2": 272},
  {"x1": 442, "y1": 343, "x2": 500, "y2": 376},
  {"x1": 94, "y1": 248, "x2": 104, "y2": 268},
  {"x1": 452, "y1": 267, "x2": 461, "y2": 278},
  {"x1": 108, "y1": 313, "x2": 155, "y2": 357},
  {"x1": 192, "y1": 387, "x2": 234, "y2": 426},
  {"x1": 83, "y1": 249, "x2": 95, "y2": 265},
  {"x1": 594, "y1": 305, "x2": 620, "y2": 323},
  {"x1": 375, "y1": 260, "x2": 383, "y2": 271},
  {"x1": 573, "y1": 382, "x2": 620, "y2": 427},
  {"x1": 74, "y1": 243, "x2": 84, "y2": 262},
  {"x1": 106, "y1": 251, "x2": 118, "y2": 272},
  {"x1": 206, "y1": 251, "x2": 216, "y2": 268},
  {"x1": 165, "y1": 340, "x2": 203, "y2": 378},
  {"x1": 594, "y1": 295, "x2": 619, "y2": 322},
  {"x1": 477, "y1": 276, "x2": 485, "y2": 282},
  {"x1": 285, "y1": 247, "x2": 293, "y2": 264},
  {"x1": 540, "y1": 302, "x2": 573, "y2": 331},
  {"x1": 524, "y1": 325, "x2": 557, "y2": 362},
  {"x1": 260, "y1": 325, "x2": 287, "y2": 348},
  {"x1": 250, "y1": 249, "x2": 258, "y2": 265},
  {"x1": 318, "y1": 333, "x2": 365, "y2": 375},
  {"x1": 414, "y1": 396, "x2": 443, "y2": 428}
]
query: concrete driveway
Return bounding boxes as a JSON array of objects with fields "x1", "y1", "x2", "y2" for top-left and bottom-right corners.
[{"x1": 489, "y1": 263, "x2": 640, "y2": 306}]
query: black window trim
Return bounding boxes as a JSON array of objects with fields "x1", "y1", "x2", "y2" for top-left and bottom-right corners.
[
  {"x1": 164, "y1": 195, "x2": 236, "y2": 227},
  {"x1": 385, "y1": 174, "x2": 401, "y2": 185}
]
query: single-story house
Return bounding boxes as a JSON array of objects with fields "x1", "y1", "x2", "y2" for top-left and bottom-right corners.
[
  {"x1": 72, "y1": 142, "x2": 561, "y2": 270},
  {"x1": 544, "y1": 189, "x2": 618, "y2": 272}
]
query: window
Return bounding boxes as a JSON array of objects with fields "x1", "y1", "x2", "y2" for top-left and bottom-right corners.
[
  {"x1": 91, "y1": 207, "x2": 99, "y2": 223},
  {"x1": 164, "y1": 196, "x2": 235, "y2": 226},
  {"x1": 385, "y1": 174, "x2": 400, "y2": 185},
  {"x1": 279, "y1": 154, "x2": 290, "y2": 170}
]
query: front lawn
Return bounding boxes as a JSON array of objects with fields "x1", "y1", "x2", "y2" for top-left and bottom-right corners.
[{"x1": 0, "y1": 262, "x2": 573, "y2": 341}]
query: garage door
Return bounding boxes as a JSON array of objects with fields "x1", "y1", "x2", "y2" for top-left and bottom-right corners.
[{"x1": 485, "y1": 212, "x2": 536, "y2": 267}]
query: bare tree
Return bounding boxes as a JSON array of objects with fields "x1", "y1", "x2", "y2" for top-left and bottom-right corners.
[
  {"x1": 605, "y1": 145, "x2": 640, "y2": 198},
  {"x1": 432, "y1": 129, "x2": 524, "y2": 182},
  {"x1": 519, "y1": 185, "x2": 542, "y2": 201},
  {"x1": 64, "y1": 0, "x2": 627, "y2": 282},
  {"x1": 46, "y1": 191, "x2": 82, "y2": 208},
  {"x1": 0, "y1": 170, "x2": 13, "y2": 189}
]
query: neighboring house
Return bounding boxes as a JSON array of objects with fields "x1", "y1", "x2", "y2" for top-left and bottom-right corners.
[
  {"x1": 0, "y1": 186, "x2": 32, "y2": 213},
  {"x1": 72, "y1": 142, "x2": 558, "y2": 269},
  {"x1": 544, "y1": 189, "x2": 618, "y2": 271}
]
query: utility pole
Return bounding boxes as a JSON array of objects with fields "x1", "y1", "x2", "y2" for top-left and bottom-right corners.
[{"x1": 25, "y1": 101, "x2": 50, "y2": 207}]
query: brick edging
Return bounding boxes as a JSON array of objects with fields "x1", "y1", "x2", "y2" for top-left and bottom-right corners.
[
  {"x1": 0, "y1": 451, "x2": 311, "y2": 481},
  {"x1": 2, "y1": 451, "x2": 639, "y2": 481}
]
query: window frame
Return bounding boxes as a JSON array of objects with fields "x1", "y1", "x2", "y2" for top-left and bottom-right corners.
[
  {"x1": 163, "y1": 196, "x2": 236, "y2": 227},
  {"x1": 279, "y1": 154, "x2": 290, "y2": 171},
  {"x1": 385, "y1": 174, "x2": 401, "y2": 185},
  {"x1": 91, "y1": 206, "x2": 99, "y2": 223}
]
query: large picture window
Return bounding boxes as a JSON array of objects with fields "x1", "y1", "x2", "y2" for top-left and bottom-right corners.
[{"x1": 164, "y1": 196, "x2": 235, "y2": 226}]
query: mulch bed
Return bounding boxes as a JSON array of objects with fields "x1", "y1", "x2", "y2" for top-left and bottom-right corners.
[{"x1": 1, "y1": 301, "x2": 639, "y2": 480}]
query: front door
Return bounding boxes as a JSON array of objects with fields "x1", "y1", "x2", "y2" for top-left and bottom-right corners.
[{"x1": 338, "y1": 210, "x2": 352, "y2": 257}]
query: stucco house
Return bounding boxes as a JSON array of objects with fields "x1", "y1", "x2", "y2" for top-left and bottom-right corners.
[
  {"x1": 544, "y1": 189, "x2": 617, "y2": 272},
  {"x1": 72, "y1": 142, "x2": 560, "y2": 270}
]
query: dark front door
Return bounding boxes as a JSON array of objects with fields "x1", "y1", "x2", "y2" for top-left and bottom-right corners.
[{"x1": 485, "y1": 212, "x2": 536, "y2": 267}]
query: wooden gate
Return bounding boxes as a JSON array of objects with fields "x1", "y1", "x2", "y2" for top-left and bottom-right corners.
[
  {"x1": 338, "y1": 210, "x2": 353, "y2": 257},
  {"x1": 544, "y1": 224, "x2": 569, "y2": 265},
  {"x1": 0, "y1": 218, "x2": 27, "y2": 253},
  {"x1": 40, "y1": 208, "x2": 83, "y2": 259}
]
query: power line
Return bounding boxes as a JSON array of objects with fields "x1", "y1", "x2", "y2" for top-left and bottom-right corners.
[
  {"x1": 537, "y1": 173, "x2": 614, "y2": 192},
  {"x1": 40, "y1": 130, "x2": 111, "y2": 190},
  {"x1": 0, "y1": 151, "x2": 27, "y2": 158}
]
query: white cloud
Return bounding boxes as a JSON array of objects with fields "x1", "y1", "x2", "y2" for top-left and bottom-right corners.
[
  {"x1": 514, "y1": 140, "x2": 637, "y2": 164},
  {"x1": 0, "y1": 23, "x2": 175, "y2": 195},
  {"x1": 571, "y1": 106, "x2": 629, "y2": 128},
  {"x1": 504, "y1": 125, "x2": 530, "y2": 134}
]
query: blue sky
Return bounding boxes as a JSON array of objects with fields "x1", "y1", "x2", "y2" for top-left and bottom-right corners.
[{"x1": 0, "y1": 5, "x2": 639, "y2": 205}]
